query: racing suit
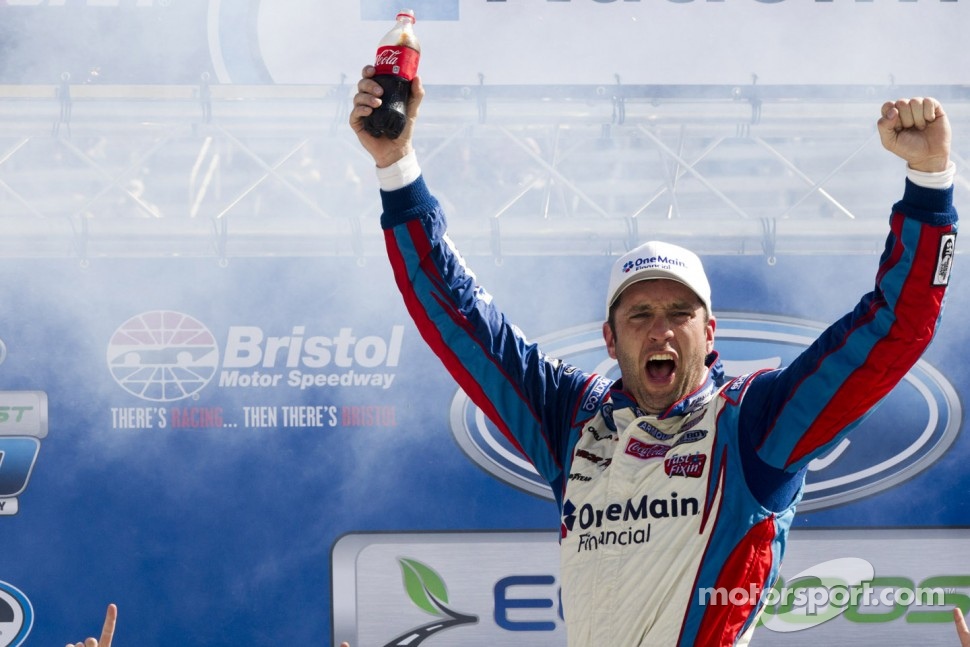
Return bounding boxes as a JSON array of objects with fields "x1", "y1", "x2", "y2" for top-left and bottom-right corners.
[{"x1": 377, "y1": 152, "x2": 957, "y2": 646}]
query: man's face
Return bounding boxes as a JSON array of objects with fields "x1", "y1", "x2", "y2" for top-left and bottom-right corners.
[{"x1": 603, "y1": 279, "x2": 715, "y2": 415}]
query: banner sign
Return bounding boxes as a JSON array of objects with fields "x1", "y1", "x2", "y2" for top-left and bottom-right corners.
[
  {"x1": 332, "y1": 528, "x2": 970, "y2": 646},
  {"x1": 0, "y1": 1, "x2": 968, "y2": 85}
]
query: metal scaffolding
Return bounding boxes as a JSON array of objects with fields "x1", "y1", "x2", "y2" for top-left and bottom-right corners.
[{"x1": 1, "y1": 82, "x2": 967, "y2": 262}]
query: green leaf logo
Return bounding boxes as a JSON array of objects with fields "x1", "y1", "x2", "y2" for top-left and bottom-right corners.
[
  {"x1": 384, "y1": 558, "x2": 478, "y2": 646},
  {"x1": 399, "y1": 557, "x2": 449, "y2": 616}
]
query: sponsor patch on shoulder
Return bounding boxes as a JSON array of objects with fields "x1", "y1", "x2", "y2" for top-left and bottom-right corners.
[
  {"x1": 580, "y1": 376, "x2": 613, "y2": 413},
  {"x1": 933, "y1": 232, "x2": 956, "y2": 286}
]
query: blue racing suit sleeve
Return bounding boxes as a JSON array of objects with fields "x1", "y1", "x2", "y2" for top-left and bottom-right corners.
[
  {"x1": 379, "y1": 176, "x2": 606, "y2": 488},
  {"x1": 737, "y1": 179, "x2": 958, "y2": 502}
]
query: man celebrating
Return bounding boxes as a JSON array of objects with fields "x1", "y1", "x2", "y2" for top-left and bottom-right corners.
[{"x1": 351, "y1": 67, "x2": 957, "y2": 646}]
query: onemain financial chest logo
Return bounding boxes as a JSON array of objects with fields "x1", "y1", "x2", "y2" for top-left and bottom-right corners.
[
  {"x1": 107, "y1": 310, "x2": 404, "y2": 403},
  {"x1": 450, "y1": 313, "x2": 961, "y2": 512}
]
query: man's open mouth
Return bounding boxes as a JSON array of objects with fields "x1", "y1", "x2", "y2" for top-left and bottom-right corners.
[{"x1": 647, "y1": 353, "x2": 676, "y2": 381}]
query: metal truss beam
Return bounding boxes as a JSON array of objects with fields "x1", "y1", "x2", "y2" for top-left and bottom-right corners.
[{"x1": 0, "y1": 83, "x2": 966, "y2": 262}]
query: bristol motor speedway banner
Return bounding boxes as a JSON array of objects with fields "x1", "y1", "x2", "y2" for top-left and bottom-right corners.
[
  {"x1": 0, "y1": 250, "x2": 967, "y2": 646},
  {"x1": 0, "y1": 0, "x2": 969, "y2": 86}
]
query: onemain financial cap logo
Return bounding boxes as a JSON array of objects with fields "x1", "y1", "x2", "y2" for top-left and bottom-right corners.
[
  {"x1": 623, "y1": 253, "x2": 687, "y2": 274},
  {"x1": 450, "y1": 313, "x2": 961, "y2": 511}
]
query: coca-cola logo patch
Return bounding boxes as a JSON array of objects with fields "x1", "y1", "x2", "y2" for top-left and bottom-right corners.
[
  {"x1": 664, "y1": 452, "x2": 707, "y2": 478},
  {"x1": 625, "y1": 439, "x2": 670, "y2": 461}
]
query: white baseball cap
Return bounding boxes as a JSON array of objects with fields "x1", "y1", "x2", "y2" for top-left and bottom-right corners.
[{"x1": 606, "y1": 241, "x2": 712, "y2": 318}]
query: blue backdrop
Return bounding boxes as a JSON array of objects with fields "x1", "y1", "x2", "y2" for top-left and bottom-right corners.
[{"x1": 0, "y1": 245, "x2": 966, "y2": 645}]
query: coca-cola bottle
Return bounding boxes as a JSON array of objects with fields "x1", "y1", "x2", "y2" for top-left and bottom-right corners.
[{"x1": 363, "y1": 9, "x2": 420, "y2": 140}]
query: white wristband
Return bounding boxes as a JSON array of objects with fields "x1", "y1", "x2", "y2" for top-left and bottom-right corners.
[
  {"x1": 376, "y1": 150, "x2": 422, "y2": 191},
  {"x1": 907, "y1": 161, "x2": 955, "y2": 190}
]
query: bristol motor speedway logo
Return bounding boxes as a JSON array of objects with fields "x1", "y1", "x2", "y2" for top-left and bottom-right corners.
[
  {"x1": 107, "y1": 311, "x2": 219, "y2": 402},
  {"x1": 449, "y1": 313, "x2": 962, "y2": 512},
  {"x1": 107, "y1": 310, "x2": 404, "y2": 403}
]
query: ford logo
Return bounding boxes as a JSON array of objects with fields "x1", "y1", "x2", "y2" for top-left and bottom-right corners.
[{"x1": 449, "y1": 313, "x2": 961, "y2": 511}]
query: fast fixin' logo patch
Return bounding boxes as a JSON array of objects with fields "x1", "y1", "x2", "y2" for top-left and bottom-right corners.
[{"x1": 664, "y1": 452, "x2": 707, "y2": 479}]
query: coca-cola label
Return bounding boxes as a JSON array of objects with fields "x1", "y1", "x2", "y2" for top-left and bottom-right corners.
[
  {"x1": 624, "y1": 439, "x2": 670, "y2": 461},
  {"x1": 374, "y1": 46, "x2": 419, "y2": 80}
]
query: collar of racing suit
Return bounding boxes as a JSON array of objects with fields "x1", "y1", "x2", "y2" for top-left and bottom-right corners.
[{"x1": 608, "y1": 350, "x2": 725, "y2": 420}]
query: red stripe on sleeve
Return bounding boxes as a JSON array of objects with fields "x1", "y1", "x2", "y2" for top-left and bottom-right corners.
[
  {"x1": 384, "y1": 224, "x2": 529, "y2": 458},
  {"x1": 785, "y1": 218, "x2": 946, "y2": 468}
]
